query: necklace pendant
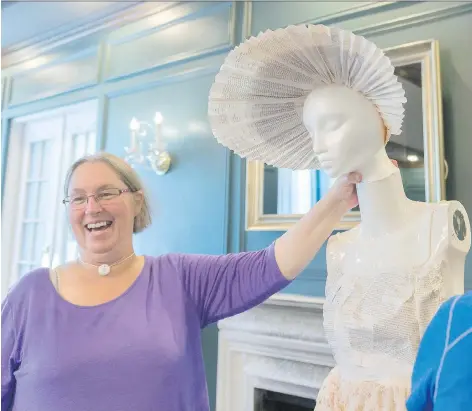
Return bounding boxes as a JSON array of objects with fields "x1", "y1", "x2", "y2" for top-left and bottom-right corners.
[{"x1": 98, "y1": 264, "x2": 111, "y2": 276}]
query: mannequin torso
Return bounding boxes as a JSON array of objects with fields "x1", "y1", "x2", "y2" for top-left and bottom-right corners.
[
  {"x1": 303, "y1": 85, "x2": 471, "y2": 409},
  {"x1": 330, "y1": 171, "x2": 469, "y2": 301},
  {"x1": 325, "y1": 190, "x2": 469, "y2": 380}
]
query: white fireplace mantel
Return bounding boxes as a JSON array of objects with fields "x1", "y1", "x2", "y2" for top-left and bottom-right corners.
[{"x1": 215, "y1": 293, "x2": 335, "y2": 411}]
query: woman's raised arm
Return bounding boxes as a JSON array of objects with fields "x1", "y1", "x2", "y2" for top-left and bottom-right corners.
[{"x1": 176, "y1": 172, "x2": 361, "y2": 327}]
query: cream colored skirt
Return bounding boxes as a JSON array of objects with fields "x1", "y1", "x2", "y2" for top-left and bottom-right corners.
[{"x1": 315, "y1": 366, "x2": 410, "y2": 411}]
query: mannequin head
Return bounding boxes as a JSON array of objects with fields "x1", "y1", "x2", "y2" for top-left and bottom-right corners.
[{"x1": 302, "y1": 85, "x2": 387, "y2": 179}]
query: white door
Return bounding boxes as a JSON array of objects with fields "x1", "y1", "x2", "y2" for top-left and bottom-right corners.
[{"x1": 2, "y1": 100, "x2": 98, "y2": 296}]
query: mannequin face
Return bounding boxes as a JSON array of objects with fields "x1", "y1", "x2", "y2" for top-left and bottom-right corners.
[{"x1": 302, "y1": 85, "x2": 385, "y2": 178}]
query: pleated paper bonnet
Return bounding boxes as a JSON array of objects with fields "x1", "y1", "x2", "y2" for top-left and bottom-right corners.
[{"x1": 207, "y1": 24, "x2": 407, "y2": 170}]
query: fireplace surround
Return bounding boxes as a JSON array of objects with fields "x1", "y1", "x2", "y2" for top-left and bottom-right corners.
[{"x1": 215, "y1": 294, "x2": 334, "y2": 411}]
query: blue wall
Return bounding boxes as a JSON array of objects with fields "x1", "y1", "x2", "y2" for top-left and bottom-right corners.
[{"x1": 2, "y1": 2, "x2": 472, "y2": 410}]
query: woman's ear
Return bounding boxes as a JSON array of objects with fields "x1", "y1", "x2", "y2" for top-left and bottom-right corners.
[{"x1": 133, "y1": 190, "x2": 144, "y2": 217}]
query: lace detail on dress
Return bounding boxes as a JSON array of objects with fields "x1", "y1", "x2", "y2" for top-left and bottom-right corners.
[
  {"x1": 414, "y1": 260, "x2": 446, "y2": 337},
  {"x1": 315, "y1": 367, "x2": 410, "y2": 411},
  {"x1": 323, "y1": 265, "x2": 419, "y2": 380},
  {"x1": 318, "y1": 227, "x2": 448, "y2": 410}
]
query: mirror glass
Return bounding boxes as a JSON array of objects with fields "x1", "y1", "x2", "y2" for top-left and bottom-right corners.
[{"x1": 261, "y1": 62, "x2": 425, "y2": 215}]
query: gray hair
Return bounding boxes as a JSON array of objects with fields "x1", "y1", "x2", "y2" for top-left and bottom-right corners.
[{"x1": 64, "y1": 152, "x2": 152, "y2": 233}]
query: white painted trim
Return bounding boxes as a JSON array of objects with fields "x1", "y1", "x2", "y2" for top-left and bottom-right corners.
[{"x1": 267, "y1": 293, "x2": 325, "y2": 309}]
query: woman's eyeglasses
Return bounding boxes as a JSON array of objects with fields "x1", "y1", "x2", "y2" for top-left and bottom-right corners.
[{"x1": 63, "y1": 188, "x2": 133, "y2": 209}]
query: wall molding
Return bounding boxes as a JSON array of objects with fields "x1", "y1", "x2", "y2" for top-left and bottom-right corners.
[
  {"x1": 3, "y1": 2, "x2": 139, "y2": 54},
  {"x1": 241, "y1": 0, "x2": 253, "y2": 39},
  {"x1": 287, "y1": 1, "x2": 471, "y2": 33},
  {"x1": 1, "y1": 2, "x2": 234, "y2": 117},
  {"x1": 1, "y1": 77, "x2": 12, "y2": 112},
  {"x1": 107, "y1": 2, "x2": 232, "y2": 46},
  {"x1": 0, "y1": 52, "x2": 226, "y2": 121},
  {"x1": 354, "y1": 2, "x2": 472, "y2": 37},
  {"x1": 4, "y1": 2, "x2": 236, "y2": 74},
  {"x1": 2, "y1": 2, "x2": 169, "y2": 69},
  {"x1": 15, "y1": 45, "x2": 100, "y2": 76},
  {"x1": 7, "y1": 48, "x2": 100, "y2": 108},
  {"x1": 228, "y1": 154, "x2": 246, "y2": 253},
  {"x1": 300, "y1": 1, "x2": 406, "y2": 26},
  {"x1": 221, "y1": 1, "x2": 240, "y2": 256},
  {"x1": 0, "y1": 87, "x2": 99, "y2": 121},
  {"x1": 226, "y1": 0, "x2": 252, "y2": 255},
  {"x1": 104, "y1": 57, "x2": 224, "y2": 100},
  {"x1": 101, "y1": 2, "x2": 234, "y2": 82},
  {"x1": 104, "y1": 44, "x2": 232, "y2": 84},
  {"x1": 96, "y1": 93, "x2": 109, "y2": 152}
]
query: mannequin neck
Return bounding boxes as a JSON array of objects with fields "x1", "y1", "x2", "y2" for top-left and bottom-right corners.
[
  {"x1": 356, "y1": 148, "x2": 397, "y2": 183},
  {"x1": 356, "y1": 165, "x2": 415, "y2": 238}
]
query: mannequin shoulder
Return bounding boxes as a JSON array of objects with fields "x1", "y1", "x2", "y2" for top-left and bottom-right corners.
[
  {"x1": 430, "y1": 200, "x2": 471, "y2": 254},
  {"x1": 326, "y1": 227, "x2": 359, "y2": 256}
]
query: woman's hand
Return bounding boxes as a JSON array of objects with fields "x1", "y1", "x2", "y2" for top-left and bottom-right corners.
[
  {"x1": 328, "y1": 171, "x2": 363, "y2": 211},
  {"x1": 327, "y1": 159, "x2": 399, "y2": 211}
]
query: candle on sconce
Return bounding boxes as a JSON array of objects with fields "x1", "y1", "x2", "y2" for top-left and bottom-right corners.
[
  {"x1": 129, "y1": 117, "x2": 140, "y2": 150},
  {"x1": 154, "y1": 112, "x2": 164, "y2": 151}
]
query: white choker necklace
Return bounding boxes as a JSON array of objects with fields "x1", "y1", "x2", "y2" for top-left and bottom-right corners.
[{"x1": 78, "y1": 252, "x2": 136, "y2": 276}]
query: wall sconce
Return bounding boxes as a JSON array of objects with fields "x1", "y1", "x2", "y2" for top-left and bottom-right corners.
[{"x1": 124, "y1": 112, "x2": 172, "y2": 175}]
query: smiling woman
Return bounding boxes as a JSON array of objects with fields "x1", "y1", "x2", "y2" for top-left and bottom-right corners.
[
  {"x1": 59, "y1": 159, "x2": 137, "y2": 274},
  {"x1": 1, "y1": 150, "x2": 364, "y2": 411},
  {"x1": 60, "y1": 154, "x2": 151, "y2": 277}
]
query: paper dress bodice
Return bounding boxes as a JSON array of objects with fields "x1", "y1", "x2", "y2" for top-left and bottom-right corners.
[{"x1": 323, "y1": 217, "x2": 448, "y2": 382}]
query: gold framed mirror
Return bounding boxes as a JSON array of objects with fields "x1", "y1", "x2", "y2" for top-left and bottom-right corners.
[{"x1": 245, "y1": 39, "x2": 447, "y2": 231}]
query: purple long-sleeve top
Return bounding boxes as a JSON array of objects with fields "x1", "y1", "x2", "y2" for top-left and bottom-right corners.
[{"x1": 1, "y1": 243, "x2": 290, "y2": 411}]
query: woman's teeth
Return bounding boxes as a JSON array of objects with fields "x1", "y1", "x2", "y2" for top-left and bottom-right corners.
[{"x1": 86, "y1": 221, "x2": 112, "y2": 231}]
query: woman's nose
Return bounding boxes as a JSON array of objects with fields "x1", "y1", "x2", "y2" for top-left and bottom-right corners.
[{"x1": 84, "y1": 196, "x2": 102, "y2": 214}]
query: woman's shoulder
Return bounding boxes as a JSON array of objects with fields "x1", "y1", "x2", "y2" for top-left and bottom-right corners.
[
  {"x1": 142, "y1": 253, "x2": 189, "y2": 285},
  {"x1": 145, "y1": 251, "x2": 212, "y2": 273},
  {"x1": 145, "y1": 252, "x2": 185, "y2": 270},
  {"x1": 144, "y1": 251, "x2": 213, "y2": 283},
  {"x1": 2, "y1": 267, "x2": 51, "y2": 312}
]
